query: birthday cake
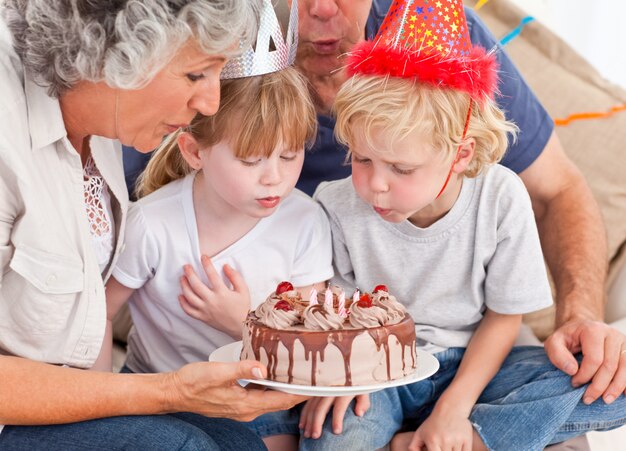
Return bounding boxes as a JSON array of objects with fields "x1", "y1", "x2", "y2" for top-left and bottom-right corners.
[{"x1": 241, "y1": 282, "x2": 417, "y2": 386}]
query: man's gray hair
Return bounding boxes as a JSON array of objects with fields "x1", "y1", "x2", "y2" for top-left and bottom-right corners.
[{"x1": 2, "y1": 0, "x2": 261, "y2": 97}]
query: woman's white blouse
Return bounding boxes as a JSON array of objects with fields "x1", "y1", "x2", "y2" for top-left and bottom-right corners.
[{"x1": 0, "y1": 21, "x2": 128, "y2": 368}]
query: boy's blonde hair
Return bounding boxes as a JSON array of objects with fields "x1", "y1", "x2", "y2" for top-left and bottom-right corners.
[
  {"x1": 137, "y1": 66, "x2": 317, "y2": 197},
  {"x1": 334, "y1": 76, "x2": 518, "y2": 177}
]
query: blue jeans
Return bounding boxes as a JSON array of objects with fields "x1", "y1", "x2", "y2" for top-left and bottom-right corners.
[
  {"x1": 0, "y1": 365, "x2": 267, "y2": 451},
  {"x1": 0, "y1": 414, "x2": 266, "y2": 450},
  {"x1": 248, "y1": 346, "x2": 626, "y2": 450}
]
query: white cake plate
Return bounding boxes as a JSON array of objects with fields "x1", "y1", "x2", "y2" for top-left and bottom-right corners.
[{"x1": 209, "y1": 341, "x2": 439, "y2": 397}]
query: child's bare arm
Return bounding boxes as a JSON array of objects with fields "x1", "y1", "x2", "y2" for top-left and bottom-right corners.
[
  {"x1": 438, "y1": 309, "x2": 522, "y2": 414},
  {"x1": 410, "y1": 309, "x2": 521, "y2": 450},
  {"x1": 106, "y1": 277, "x2": 137, "y2": 320},
  {"x1": 91, "y1": 277, "x2": 136, "y2": 372}
]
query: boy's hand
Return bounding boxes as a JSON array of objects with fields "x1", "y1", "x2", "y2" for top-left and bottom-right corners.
[
  {"x1": 299, "y1": 394, "x2": 370, "y2": 439},
  {"x1": 410, "y1": 410, "x2": 474, "y2": 451},
  {"x1": 179, "y1": 255, "x2": 251, "y2": 338}
]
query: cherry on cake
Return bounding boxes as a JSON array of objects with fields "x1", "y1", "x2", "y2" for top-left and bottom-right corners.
[{"x1": 241, "y1": 282, "x2": 417, "y2": 386}]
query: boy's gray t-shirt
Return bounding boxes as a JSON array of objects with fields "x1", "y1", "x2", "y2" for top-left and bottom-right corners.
[{"x1": 314, "y1": 165, "x2": 553, "y2": 354}]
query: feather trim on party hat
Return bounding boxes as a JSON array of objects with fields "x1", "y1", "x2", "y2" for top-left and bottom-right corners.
[{"x1": 346, "y1": 0, "x2": 498, "y2": 103}]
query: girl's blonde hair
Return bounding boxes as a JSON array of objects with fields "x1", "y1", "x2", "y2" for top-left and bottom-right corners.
[
  {"x1": 334, "y1": 76, "x2": 518, "y2": 177},
  {"x1": 137, "y1": 66, "x2": 317, "y2": 197}
]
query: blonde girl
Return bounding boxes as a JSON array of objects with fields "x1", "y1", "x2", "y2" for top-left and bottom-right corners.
[{"x1": 96, "y1": 67, "x2": 332, "y2": 376}]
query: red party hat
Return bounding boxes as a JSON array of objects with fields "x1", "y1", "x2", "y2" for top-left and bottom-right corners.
[{"x1": 347, "y1": 0, "x2": 497, "y2": 102}]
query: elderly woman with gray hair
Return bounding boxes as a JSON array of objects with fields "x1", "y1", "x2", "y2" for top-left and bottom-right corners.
[{"x1": 0, "y1": 1, "x2": 305, "y2": 449}]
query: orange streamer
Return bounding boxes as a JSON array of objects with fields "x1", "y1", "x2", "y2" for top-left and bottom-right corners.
[{"x1": 554, "y1": 103, "x2": 626, "y2": 126}]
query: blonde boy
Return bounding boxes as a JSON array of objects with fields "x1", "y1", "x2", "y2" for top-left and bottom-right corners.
[{"x1": 305, "y1": 0, "x2": 626, "y2": 449}]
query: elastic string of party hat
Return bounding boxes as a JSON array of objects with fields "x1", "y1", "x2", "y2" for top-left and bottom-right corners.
[{"x1": 435, "y1": 99, "x2": 473, "y2": 200}]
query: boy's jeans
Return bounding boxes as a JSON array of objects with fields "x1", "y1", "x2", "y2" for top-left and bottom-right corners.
[{"x1": 248, "y1": 346, "x2": 626, "y2": 450}]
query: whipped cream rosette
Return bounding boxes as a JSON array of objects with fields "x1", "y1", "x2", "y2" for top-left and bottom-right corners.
[
  {"x1": 257, "y1": 299, "x2": 300, "y2": 329},
  {"x1": 254, "y1": 293, "x2": 282, "y2": 319},
  {"x1": 349, "y1": 293, "x2": 389, "y2": 328},
  {"x1": 303, "y1": 303, "x2": 344, "y2": 330},
  {"x1": 254, "y1": 282, "x2": 301, "y2": 328},
  {"x1": 371, "y1": 286, "x2": 407, "y2": 325}
]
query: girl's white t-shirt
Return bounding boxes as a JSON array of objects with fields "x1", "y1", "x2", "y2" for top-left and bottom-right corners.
[{"x1": 113, "y1": 172, "x2": 333, "y2": 373}]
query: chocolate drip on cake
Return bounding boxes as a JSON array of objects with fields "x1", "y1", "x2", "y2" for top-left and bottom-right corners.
[
  {"x1": 302, "y1": 335, "x2": 328, "y2": 386},
  {"x1": 336, "y1": 334, "x2": 358, "y2": 386},
  {"x1": 249, "y1": 325, "x2": 278, "y2": 380},
  {"x1": 394, "y1": 319, "x2": 417, "y2": 370},
  {"x1": 368, "y1": 319, "x2": 417, "y2": 381},
  {"x1": 243, "y1": 315, "x2": 416, "y2": 386},
  {"x1": 367, "y1": 328, "x2": 390, "y2": 381}
]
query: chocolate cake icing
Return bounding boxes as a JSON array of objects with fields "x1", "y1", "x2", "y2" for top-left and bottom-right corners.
[{"x1": 240, "y1": 283, "x2": 417, "y2": 386}]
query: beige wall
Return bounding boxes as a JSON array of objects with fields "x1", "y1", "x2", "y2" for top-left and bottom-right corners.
[{"x1": 507, "y1": 0, "x2": 626, "y2": 89}]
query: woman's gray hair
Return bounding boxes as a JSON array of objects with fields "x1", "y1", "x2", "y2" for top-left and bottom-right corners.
[{"x1": 2, "y1": 0, "x2": 261, "y2": 97}]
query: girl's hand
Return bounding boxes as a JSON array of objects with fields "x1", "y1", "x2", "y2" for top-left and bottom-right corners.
[
  {"x1": 410, "y1": 409, "x2": 474, "y2": 451},
  {"x1": 179, "y1": 255, "x2": 250, "y2": 338},
  {"x1": 299, "y1": 394, "x2": 370, "y2": 439}
]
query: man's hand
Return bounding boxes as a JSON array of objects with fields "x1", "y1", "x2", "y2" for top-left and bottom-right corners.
[
  {"x1": 164, "y1": 360, "x2": 308, "y2": 421},
  {"x1": 299, "y1": 394, "x2": 370, "y2": 439},
  {"x1": 179, "y1": 255, "x2": 250, "y2": 338},
  {"x1": 544, "y1": 319, "x2": 626, "y2": 404}
]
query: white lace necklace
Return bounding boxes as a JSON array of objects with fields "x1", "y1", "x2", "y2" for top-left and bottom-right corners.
[{"x1": 83, "y1": 156, "x2": 115, "y2": 272}]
